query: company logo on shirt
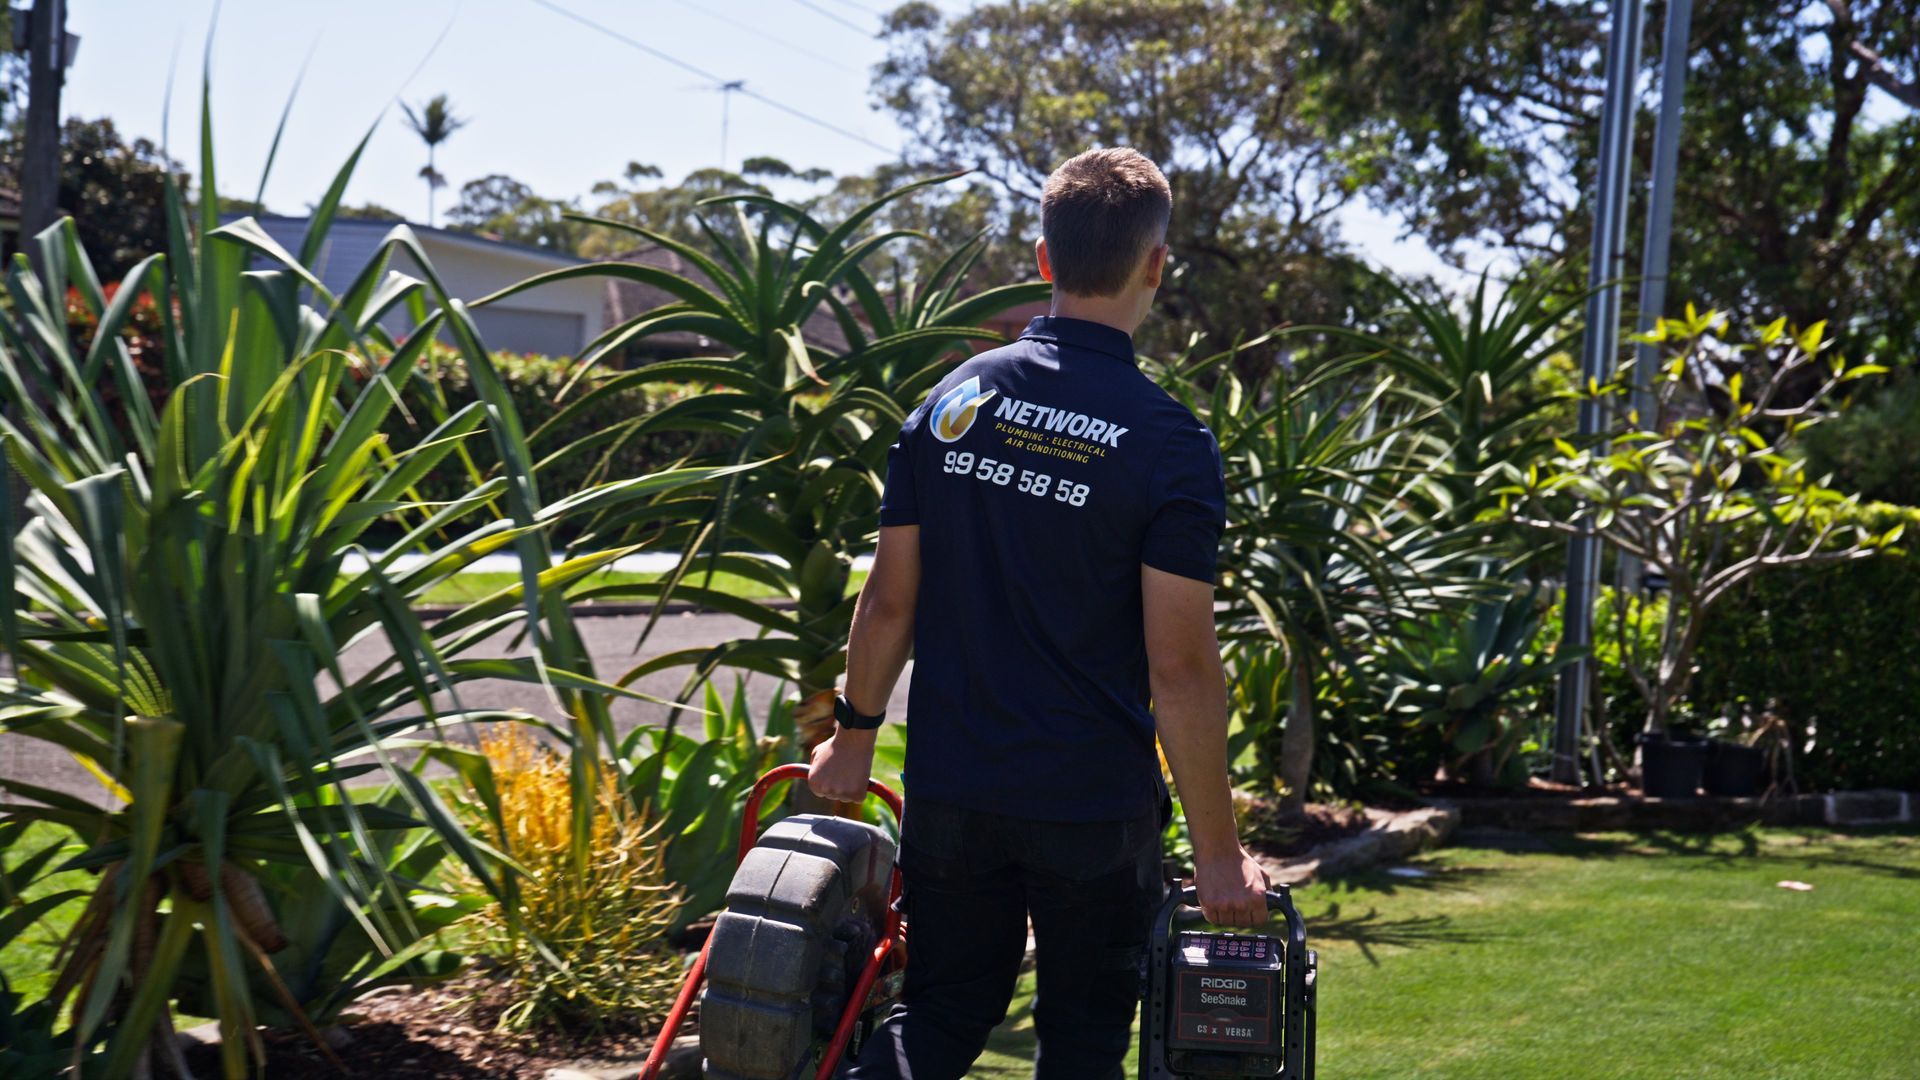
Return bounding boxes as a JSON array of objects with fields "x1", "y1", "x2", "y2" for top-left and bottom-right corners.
[
  {"x1": 992, "y1": 396, "x2": 1130, "y2": 448},
  {"x1": 930, "y1": 376, "x2": 997, "y2": 443}
]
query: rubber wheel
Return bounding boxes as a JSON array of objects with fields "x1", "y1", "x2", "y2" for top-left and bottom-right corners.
[{"x1": 701, "y1": 813, "x2": 896, "y2": 1080}]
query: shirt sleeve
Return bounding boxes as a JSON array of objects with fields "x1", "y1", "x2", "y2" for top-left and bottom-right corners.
[
  {"x1": 1140, "y1": 422, "x2": 1226, "y2": 583},
  {"x1": 878, "y1": 403, "x2": 925, "y2": 527}
]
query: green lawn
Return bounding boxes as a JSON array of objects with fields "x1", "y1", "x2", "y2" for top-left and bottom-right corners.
[
  {"x1": 411, "y1": 568, "x2": 867, "y2": 605},
  {"x1": 973, "y1": 827, "x2": 1920, "y2": 1079},
  {"x1": 10, "y1": 824, "x2": 1914, "y2": 1076}
]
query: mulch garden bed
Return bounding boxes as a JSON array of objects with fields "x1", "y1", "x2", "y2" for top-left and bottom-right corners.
[
  {"x1": 1416, "y1": 776, "x2": 1628, "y2": 801},
  {"x1": 179, "y1": 974, "x2": 677, "y2": 1079},
  {"x1": 1239, "y1": 799, "x2": 1373, "y2": 860}
]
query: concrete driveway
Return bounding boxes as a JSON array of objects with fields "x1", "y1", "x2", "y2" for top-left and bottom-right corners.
[{"x1": 0, "y1": 609, "x2": 912, "y2": 802}]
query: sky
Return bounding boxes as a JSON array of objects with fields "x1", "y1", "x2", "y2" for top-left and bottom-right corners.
[{"x1": 61, "y1": 0, "x2": 1465, "y2": 284}]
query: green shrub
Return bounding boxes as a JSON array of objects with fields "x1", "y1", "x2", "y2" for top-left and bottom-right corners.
[
  {"x1": 1801, "y1": 376, "x2": 1920, "y2": 506},
  {"x1": 384, "y1": 345, "x2": 705, "y2": 511},
  {"x1": 1693, "y1": 502, "x2": 1920, "y2": 791},
  {"x1": 1533, "y1": 587, "x2": 1685, "y2": 781}
]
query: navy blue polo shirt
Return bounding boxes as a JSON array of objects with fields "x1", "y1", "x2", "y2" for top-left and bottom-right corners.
[{"x1": 878, "y1": 315, "x2": 1227, "y2": 822}]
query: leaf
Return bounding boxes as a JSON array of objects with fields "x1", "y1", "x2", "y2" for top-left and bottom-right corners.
[{"x1": 1793, "y1": 320, "x2": 1827, "y2": 356}]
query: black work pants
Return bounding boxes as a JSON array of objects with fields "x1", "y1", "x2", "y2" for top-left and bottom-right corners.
[{"x1": 848, "y1": 796, "x2": 1164, "y2": 1080}]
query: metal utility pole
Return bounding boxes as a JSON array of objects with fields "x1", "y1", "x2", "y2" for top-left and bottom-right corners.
[
  {"x1": 21, "y1": 0, "x2": 69, "y2": 250},
  {"x1": 1552, "y1": 0, "x2": 1646, "y2": 786},
  {"x1": 1630, "y1": 0, "x2": 1695, "y2": 429},
  {"x1": 1616, "y1": 0, "x2": 1697, "y2": 601}
]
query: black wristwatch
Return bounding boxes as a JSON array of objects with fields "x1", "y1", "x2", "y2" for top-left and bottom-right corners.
[{"x1": 834, "y1": 692, "x2": 886, "y2": 731}]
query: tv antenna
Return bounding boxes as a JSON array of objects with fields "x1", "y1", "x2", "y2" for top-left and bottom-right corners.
[{"x1": 684, "y1": 79, "x2": 747, "y2": 172}]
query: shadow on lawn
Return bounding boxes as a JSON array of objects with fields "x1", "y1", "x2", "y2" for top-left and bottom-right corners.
[
  {"x1": 1451, "y1": 823, "x2": 1920, "y2": 883},
  {"x1": 1306, "y1": 900, "x2": 1495, "y2": 967}
]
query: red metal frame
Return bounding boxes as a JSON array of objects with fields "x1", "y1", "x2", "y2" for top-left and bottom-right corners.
[{"x1": 639, "y1": 764, "x2": 906, "y2": 1080}]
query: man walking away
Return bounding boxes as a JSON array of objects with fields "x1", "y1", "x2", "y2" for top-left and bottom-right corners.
[{"x1": 809, "y1": 147, "x2": 1270, "y2": 1080}]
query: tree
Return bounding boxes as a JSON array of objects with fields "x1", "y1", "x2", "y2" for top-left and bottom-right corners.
[
  {"x1": 400, "y1": 93, "x2": 467, "y2": 226},
  {"x1": 807, "y1": 162, "x2": 1036, "y2": 296},
  {"x1": 1502, "y1": 308, "x2": 1900, "y2": 735},
  {"x1": 446, "y1": 173, "x2": 580, "y2": 250},
  {"x1": 334, "y1": 201, "x2": 406, "y2": 221},
  {"x1": 1308, "y1": 0, "x2": 1920, "y2": 361},
  {"x1": 0, "y1": 117, "x2": 184, "y2": 279},
  {"x1": 875, "y1": 0, "x2": 1401, "y2": 353},
  {"x1": 580, "y1": 162, "x2": 773, "y2": 257}
]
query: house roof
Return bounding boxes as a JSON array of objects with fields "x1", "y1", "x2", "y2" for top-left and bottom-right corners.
[
  {"x1": 229, "y1": 213, "x2": 587, "y2": 268},
  {"x1": 599, "y1": 244, "x2": 852, "y2": 356}
]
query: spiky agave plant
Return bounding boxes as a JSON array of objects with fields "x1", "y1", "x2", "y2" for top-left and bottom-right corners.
[
  {"x1": 0, "y1": 84, "x2": 726, "y2": 1076},
  {"x1": 476, "y1": 176, "x2": 1047, "y2": 761}
]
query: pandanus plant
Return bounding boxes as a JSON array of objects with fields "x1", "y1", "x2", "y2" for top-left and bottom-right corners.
[
  {"x1": 0, "y1": 88, "x2": 721, "y2": 1075},
  {"x1": 476, "y1": 175, "x2": 1047, "y2": 758}
]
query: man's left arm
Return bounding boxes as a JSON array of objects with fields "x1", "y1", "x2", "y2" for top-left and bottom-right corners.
[{"x1": 808, "y1": 524, "x2": 920, "y2": 801}]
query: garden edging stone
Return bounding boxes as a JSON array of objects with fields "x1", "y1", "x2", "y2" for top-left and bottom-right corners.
[
  {"x1": 1445, "y1": 790, "x2": 1916, "y2": 831},
  {"x1": 544, "y1": 1035, "x2": 702, "y2": 1080},
  {"x1": 1252, "y1": 805, "x2": 1460, "y2": 885}
]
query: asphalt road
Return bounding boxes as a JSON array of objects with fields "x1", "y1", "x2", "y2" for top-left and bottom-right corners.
[{"x1": 0, "y1": 610, "x2": 913, "y2": 803}]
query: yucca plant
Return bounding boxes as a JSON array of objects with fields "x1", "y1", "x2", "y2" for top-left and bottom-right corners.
[
  {"x1": 476, "y1": 177, "x2": 1048, "y2": 758},
  {"x1": 1283, "y1": 264, "x2": 1587, "y2": 524},
  {"x1": 1162, "y1": 340, "x2": 1480, "y2": 815},
  {"x1": 0, "y1": 83, "x2": 722, "y2": 1075}
]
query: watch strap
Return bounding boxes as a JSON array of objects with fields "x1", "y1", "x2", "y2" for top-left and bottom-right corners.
[{"x1": 834, "y1": 692, "x2": 886, "y2": 730}]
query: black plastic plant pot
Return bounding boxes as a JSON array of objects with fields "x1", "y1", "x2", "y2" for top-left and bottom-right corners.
[
  {"x1": 1639, "y1": 733, "x2": 1708, "y2": 799},
  {"x1": 1704, "y1": 739, "x2": 1766, "y2": 797}
]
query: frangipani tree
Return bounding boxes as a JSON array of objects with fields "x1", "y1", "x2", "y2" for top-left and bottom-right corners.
[{"x1": 1501, "y1": 307, "x2": 1900, "y2": 735}]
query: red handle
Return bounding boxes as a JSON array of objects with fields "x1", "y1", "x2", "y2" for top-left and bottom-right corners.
[{"x1": 739, "y1": 762, "x2": 904, "y2": 862}]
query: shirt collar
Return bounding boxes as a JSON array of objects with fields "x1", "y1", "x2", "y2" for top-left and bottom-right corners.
[{"x1": 1018, "y1": 316, "x2": 1138, "y2": 365}]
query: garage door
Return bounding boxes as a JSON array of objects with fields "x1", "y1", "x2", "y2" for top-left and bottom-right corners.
[{"x1": 469, "y1": 305, "x2": 586, "y2": 358}]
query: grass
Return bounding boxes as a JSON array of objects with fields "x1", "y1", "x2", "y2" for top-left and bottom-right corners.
[
  {"x1": 410, "y1": 569, "x2": 867, "y2": 605},
  {"x1": 11, "y1": 822, "x2": 1914, "y2": 1076},
  {"x1": 971, "y1": 826, "x2": 1920, "y2": 1079}
]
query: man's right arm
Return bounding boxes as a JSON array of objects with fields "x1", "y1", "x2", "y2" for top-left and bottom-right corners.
[{"x1": 1143, "y1": 564, "x2": 1270, "y2": 926}]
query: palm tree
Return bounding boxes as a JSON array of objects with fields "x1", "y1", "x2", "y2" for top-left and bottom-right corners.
[{"x1": 401, "y1": 94, "x2": 468, "y2": 226}]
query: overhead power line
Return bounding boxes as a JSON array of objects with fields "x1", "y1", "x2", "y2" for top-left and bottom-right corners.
[
  {"x1": 525, "y1": 0, "x2": 895, "y2": 156},
  {"x1": 790, "y1": 0, "x2": 874, "y2": 36},
  {"x1": 663, "y1": 0, "x2": 854, "y2": 73},
  {"x1": 817, "y1": 0, "x2": 888, "y2": 16}
]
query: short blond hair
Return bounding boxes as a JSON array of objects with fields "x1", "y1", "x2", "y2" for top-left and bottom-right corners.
[{"x1": 1040, "y1": 148, "x2": 1173, "y2": 297}]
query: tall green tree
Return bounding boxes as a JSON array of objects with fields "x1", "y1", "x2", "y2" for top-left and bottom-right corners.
[
  {"x1": 578, "y1": 161, "x2": 769, "y2": 258},
  {"x1": 446, "y1": 173, "x2": 580, "y2": 251},
  {"x1": 0, "y1": 117, "x2": 183, "y2": 279},
  {"x1": 1308, "y1": 0, "x2": 1920, "y2": 360},
  {"x1": 400, "y1": 93, "x2": 467, "y2": 226},
  {"x1": 875, "y1": 0, "x2": 1401, "y2": 353}
]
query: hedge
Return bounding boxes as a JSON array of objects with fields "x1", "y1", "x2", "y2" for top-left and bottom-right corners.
[
  {"x1": 1693, "y1": 502, "x2": 1920, "y2": 791},
  {"x1": 380, "y1": 347, "x2": 705, "y2": 510}
]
